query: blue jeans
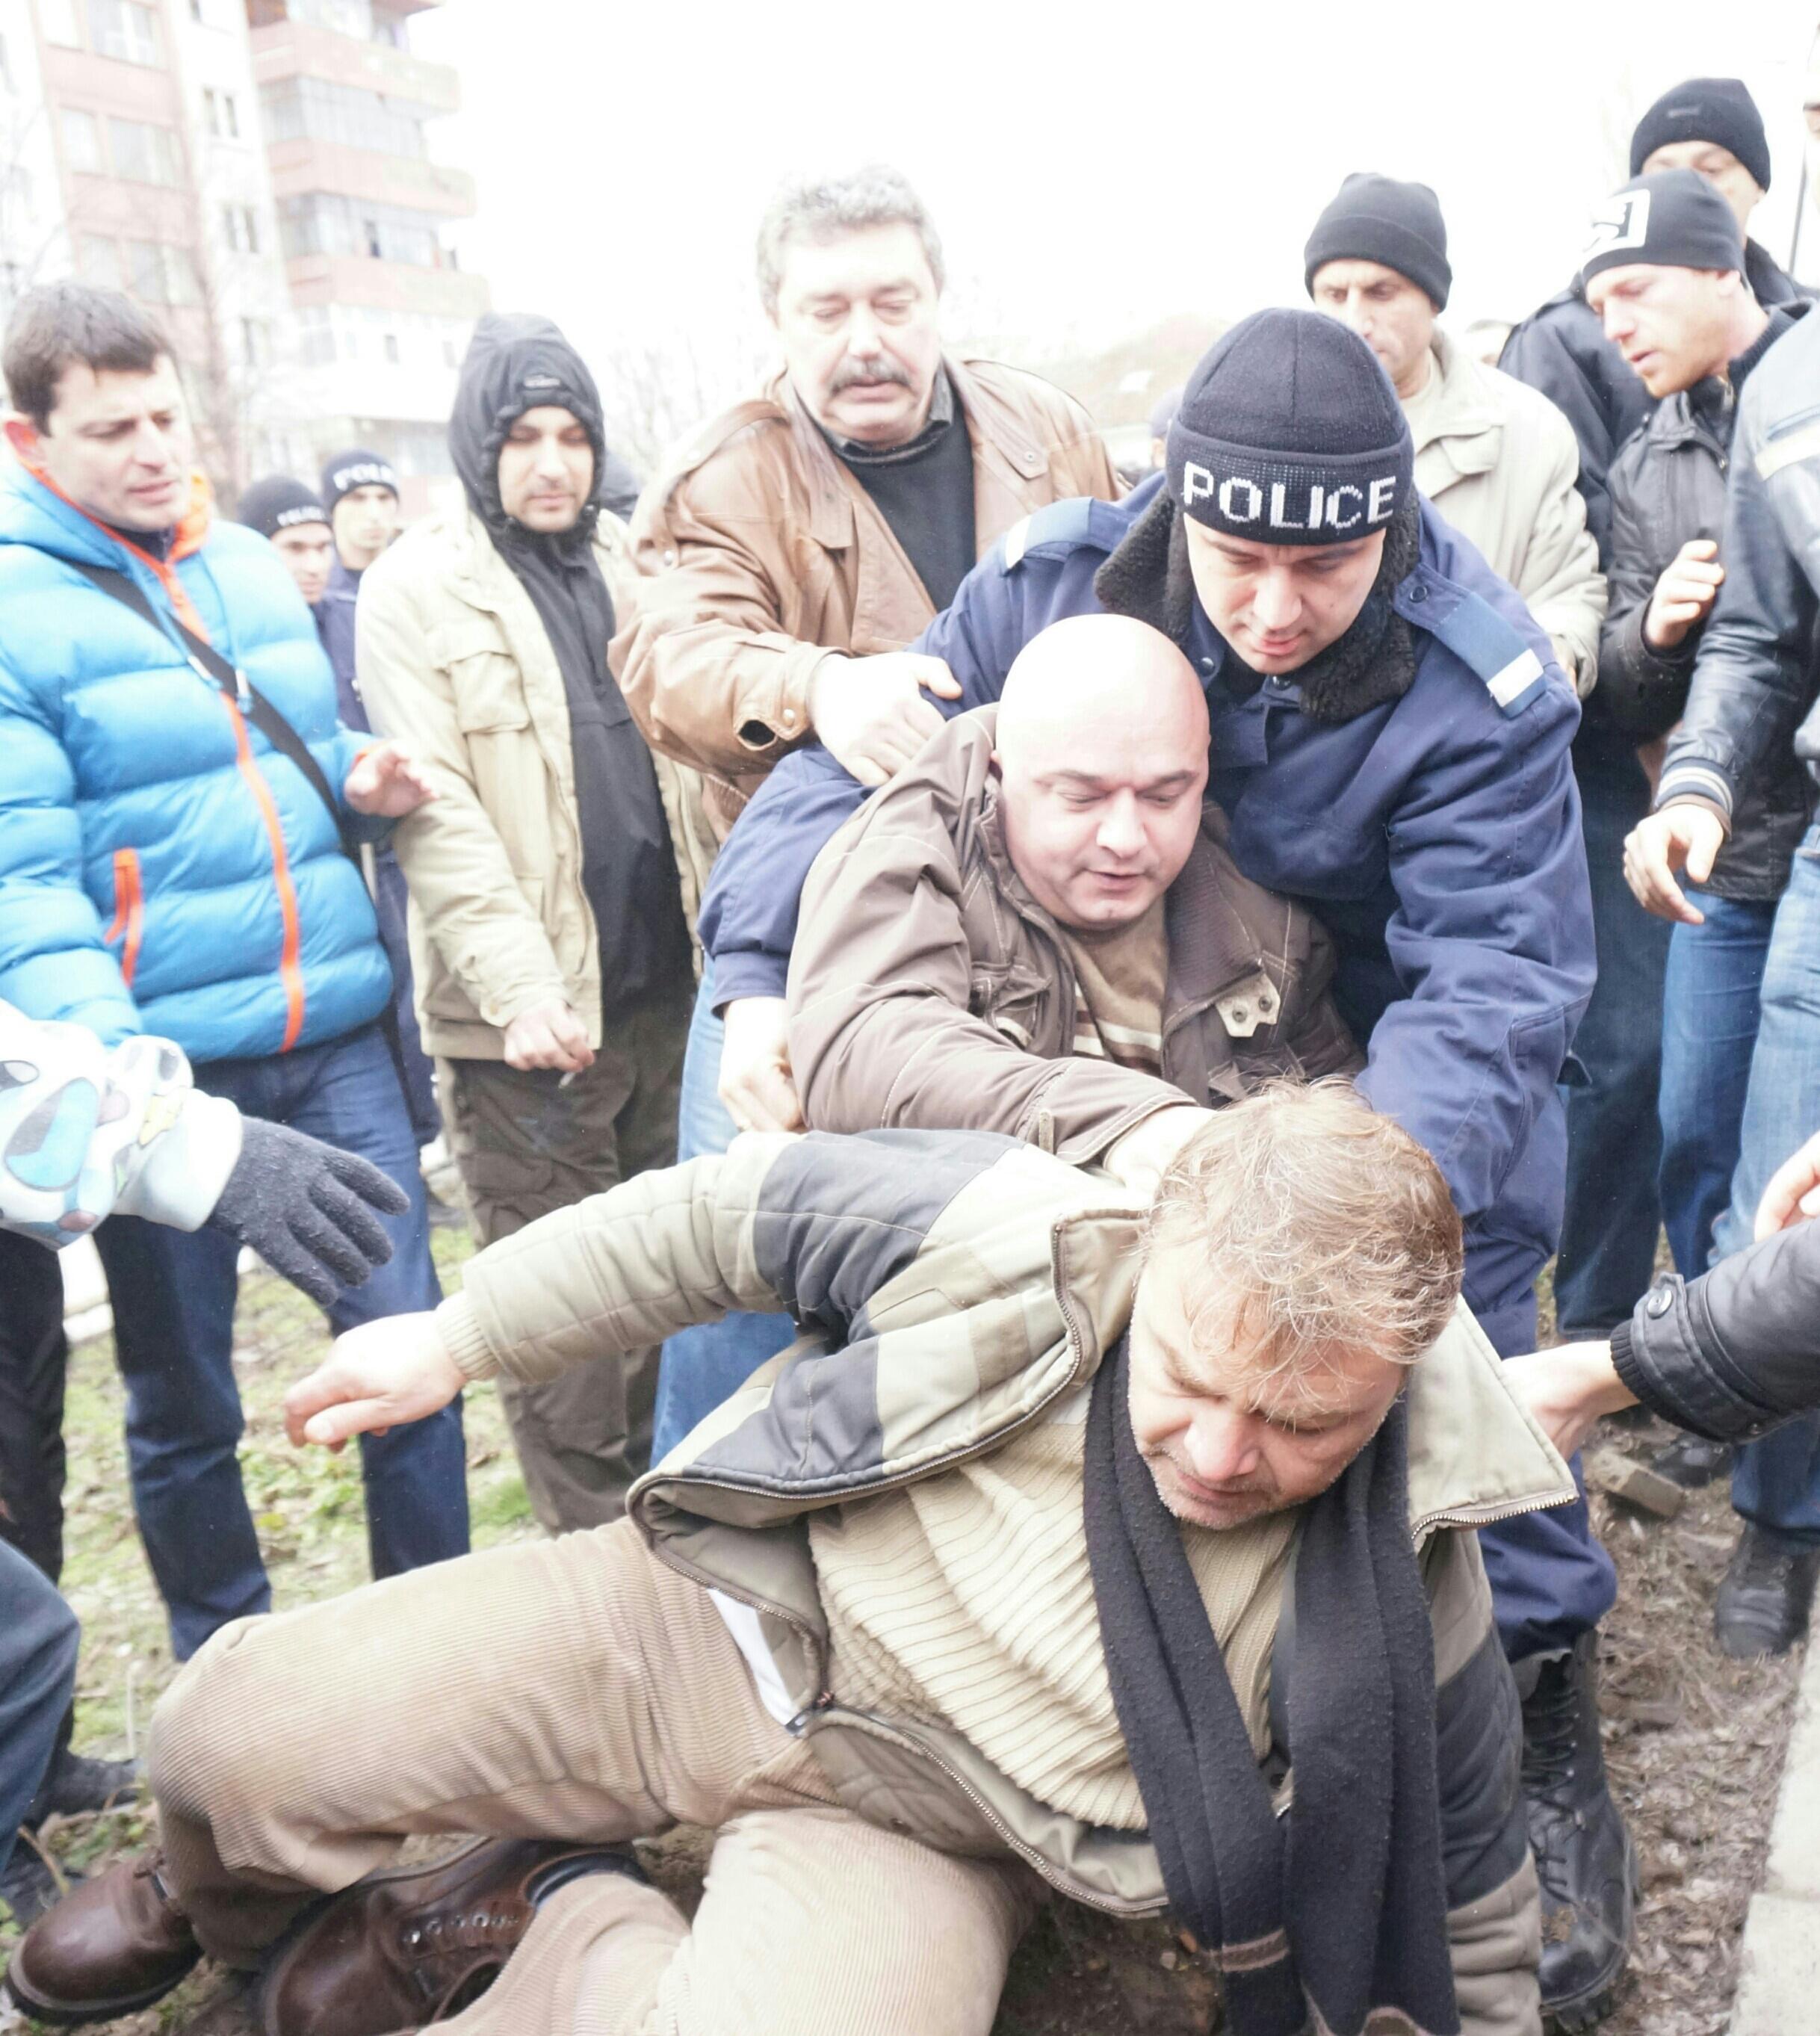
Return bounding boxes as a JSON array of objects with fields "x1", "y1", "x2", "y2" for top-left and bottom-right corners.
[
  {"x1": 1713, "y1": 836, "x2": 1820, "y2": 1543},
  {"x1": 1471, "y1": 1287, "x2": 1619, "y2": 1661},
  {"x1": 650, "y1": 960, "x2": 794, "y2": 1462},
  {"x1": 94, "y1": 1021, "x2": 469, "y2": 1659},
  {"x1": 1555, "y1": 742, "x2": 1672, "y2": 1336},
  {"x1": 372, "y1": 848, "x2": 440, "y2": 1150},
  {"x1": 1659, "y1": 893, "x2": 1775, "y2": 1280},
  {"x1": 0, "y1": 1539, "x2": 78, "y2": 1880}
]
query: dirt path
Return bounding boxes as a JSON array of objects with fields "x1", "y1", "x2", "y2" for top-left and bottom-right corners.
[{"x1": 0, "y1": 1248, "x2": 1799, "y2": 2036}]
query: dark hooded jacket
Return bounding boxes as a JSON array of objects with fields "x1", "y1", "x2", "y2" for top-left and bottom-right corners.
[{"x1": 448, "y1": 313, "x2": 687, "y2": 1015}]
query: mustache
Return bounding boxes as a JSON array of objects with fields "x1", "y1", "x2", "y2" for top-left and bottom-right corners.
[{"x1": 829, "y1": 356, "x2": 914, "y2": 394}]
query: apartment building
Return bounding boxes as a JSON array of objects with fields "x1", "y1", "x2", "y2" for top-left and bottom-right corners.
[{"x1": 0, "y1": 0, "x2": 484, "y2": 504}]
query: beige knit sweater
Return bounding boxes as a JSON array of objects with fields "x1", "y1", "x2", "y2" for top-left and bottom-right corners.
[{"x1": 807, "y1": 1383, "x2": 1298, "y2": 1830}]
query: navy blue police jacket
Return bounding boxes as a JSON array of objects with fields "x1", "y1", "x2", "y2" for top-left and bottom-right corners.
[{"x1": 702, "y1": 476, "x2": 1595, "y2": 1334}]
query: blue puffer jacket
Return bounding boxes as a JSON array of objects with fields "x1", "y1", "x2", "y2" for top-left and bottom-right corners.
[{"x1": 0, "y1": 465, "x2": 391, "y2": 1062}]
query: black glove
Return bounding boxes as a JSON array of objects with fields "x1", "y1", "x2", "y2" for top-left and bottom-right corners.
[{"x1": 205, "y1": 1117, "x2": 410, "y2": 1309}]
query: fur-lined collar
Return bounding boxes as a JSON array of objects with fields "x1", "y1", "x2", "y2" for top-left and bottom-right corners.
[{"x1": 1092, "y1": 489, "x2": 1422, "y2": 723}]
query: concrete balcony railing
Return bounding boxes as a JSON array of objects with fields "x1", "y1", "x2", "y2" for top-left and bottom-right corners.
[
  {"x1": 264, "y1": 137, "x2": 476, "y2": 217},
  {"x1": 248, "y1": 19, "x2": 459, "y2": 113},
  {"x1": 285, "y1": 252, "x2": 490, "y2": 321}
]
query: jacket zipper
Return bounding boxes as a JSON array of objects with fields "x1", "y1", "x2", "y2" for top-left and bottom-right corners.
[{"x1": 105, "y1": 848, "x2": 144, "y2": 987}]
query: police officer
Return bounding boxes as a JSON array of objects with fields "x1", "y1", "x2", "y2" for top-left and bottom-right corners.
[{"x1": 701, "y1": 309, "x2": 1628, "y2": 2027}]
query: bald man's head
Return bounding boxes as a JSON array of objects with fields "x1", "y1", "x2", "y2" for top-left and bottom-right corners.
[{"x1": 992, "y1": 614, "x2": 1210, "y2": 932}]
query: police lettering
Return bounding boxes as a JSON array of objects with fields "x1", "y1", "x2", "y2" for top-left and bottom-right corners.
[
  {"x1": 1178, "y1": 465, "x2": 1399, "y2": 530},
  {"x1": 1218, "y1": 476, "x2": 1263, "y2": 522}
]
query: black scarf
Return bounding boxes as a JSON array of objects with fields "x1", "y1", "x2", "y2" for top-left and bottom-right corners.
[
  {"x1": 1082, "y1": 1336, "x2": 1458, "y2": 2036},
  {"x1": 1092, "y1": 489, "x2": 1423, "y2": 722}
]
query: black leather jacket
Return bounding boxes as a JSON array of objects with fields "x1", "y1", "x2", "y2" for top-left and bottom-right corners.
[
  {"x1": 1615, "y1": 1207, "x2": 1820, "y2": 1443},
  {"x1": 1603, "y1": 304, "x2": 1812, "y2": 900},
  {"x1": 1656, "y1": 308, "x2": 1820, "y2": 857},
  {"x1": 1501, "y1": 239, "x2": 1805, "y2": 571}
]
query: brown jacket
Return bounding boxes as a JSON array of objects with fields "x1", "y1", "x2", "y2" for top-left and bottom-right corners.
[
  {"x1": 610, "y1": 357, "x2": 1121, "y2": 839},
  {"x1": 787, "y1": 709, "x2": 1361, "y2": 1163},
  {"x1": 358, "y1": 504, "x2": 716, "y2": 1060}
]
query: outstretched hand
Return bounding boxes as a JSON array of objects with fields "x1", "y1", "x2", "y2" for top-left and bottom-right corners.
[
  {"x1": 1756, "y1": 1128, "x2": 1820, "y2": 1242},
  {"x1": 285, "y1": 1313, "x2": 465, "y2": 1451},
  {"x1": 344, "y1": 739, "x2": 438, "y2": 819},
  {"x1": 207, "y1": 1116, "x2": 407, "y2": 1308},
  {"x1": 1500, "y1": 1341, "x2": 1635, "y2": 1461}
]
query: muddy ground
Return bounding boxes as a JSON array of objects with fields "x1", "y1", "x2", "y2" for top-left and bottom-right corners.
[{"x1": 0, "y1": 1235, "x2": 1800, "y2": 2035}]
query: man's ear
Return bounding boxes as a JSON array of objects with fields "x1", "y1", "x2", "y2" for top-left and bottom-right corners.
[{"x1": 4, "y1": 412, "x2": 41, "y2": 465}]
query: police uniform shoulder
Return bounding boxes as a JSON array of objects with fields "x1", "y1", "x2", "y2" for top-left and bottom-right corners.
[
  {"x1": 1000, "y1": 496, "x2": 1126, "y2": 572},
  {"x1": 1407, "y1": 568, "x2": 1552, "y2": 717}
]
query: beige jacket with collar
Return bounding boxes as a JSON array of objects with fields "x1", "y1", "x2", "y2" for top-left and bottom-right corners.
[
  {"x1": 1412, "y1": 330, "x2": 1606, "y2": 694},
  {"x1": 356, "y1": 504, "x2": 715, "y2": 1059}
]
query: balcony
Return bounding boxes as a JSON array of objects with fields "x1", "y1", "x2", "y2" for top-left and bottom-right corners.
[
  {"x1": 247, "y1": 19, "x2": 459, "y2": 113},
  {"x1": 264, "y1": 137, "x2": 474, "y2": 216},
  {"x1": 285, "y1": 252, "x2": 489, "y2": 320}
]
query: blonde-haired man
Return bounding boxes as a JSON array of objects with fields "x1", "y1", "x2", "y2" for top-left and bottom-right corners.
[{"x1": 16, "y1": 1087, "x2": 1564, "y2": 2036}]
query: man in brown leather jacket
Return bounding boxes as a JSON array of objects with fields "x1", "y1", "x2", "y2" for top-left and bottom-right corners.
[
  {"x1": 610, "y1": 166, "x2": 1121, "y2": 1457},
  {"x1": 789, "y1": 614, "x2": 1360, "y2": 1191}
]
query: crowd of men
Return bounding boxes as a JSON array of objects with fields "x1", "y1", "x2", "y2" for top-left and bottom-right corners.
[{"x1": 1, "y1": 55, "x2": 1820, "y2": 2036}]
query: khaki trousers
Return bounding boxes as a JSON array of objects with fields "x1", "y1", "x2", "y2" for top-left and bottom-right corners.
[
  {"x1": 439, "y1": 987, "x2": 688, "y2": 1536},
  {"x1": 148, "y1": 1520, "x2": 1039, "y2": 2036}
]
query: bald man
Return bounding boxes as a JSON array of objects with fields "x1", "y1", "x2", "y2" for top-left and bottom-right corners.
[{"x1": 787, "y1": 615, "x2": 1361, "y2": 1185}]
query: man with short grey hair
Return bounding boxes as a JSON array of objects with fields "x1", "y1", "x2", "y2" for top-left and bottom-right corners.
[{"x1": 611, "y1": 164, "x2": 1120, "y2": 1460}]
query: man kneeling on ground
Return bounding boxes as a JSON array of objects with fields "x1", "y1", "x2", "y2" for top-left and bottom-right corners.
[
  {"x1": 9, "y1": 1088, "x2": 1565, "y2": 2036},
  {"x1": 787, "y1": 610, "x2": 1361, "y2": 1189}
]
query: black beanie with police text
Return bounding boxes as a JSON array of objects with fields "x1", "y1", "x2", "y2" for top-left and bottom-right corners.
[
  {"x1": 237, "y1": 474, "x2": 329, "y2": 541},
  {"x1": 1165, "y1": 310, "x2": 1413, "y2": 545},
  {"x1": 320, "y1": 448, "x2": 399, "y2": 515}
]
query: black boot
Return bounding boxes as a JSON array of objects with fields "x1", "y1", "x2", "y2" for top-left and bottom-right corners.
[
  {"x1": 22, "y1": 1742, "x2": 141, "y2": 1825},
  {"x1": 1520, "y1": 1632, "x2": 1634, "y2": 2031},
  {"x1": 1714, "y1": 1524, "x2": 1820, "y2": 1659},
  {"x1": 1651, "y1": 1435, "x2": 1733, "y2": 1491}
]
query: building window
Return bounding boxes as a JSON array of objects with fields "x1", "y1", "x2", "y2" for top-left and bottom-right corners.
[
  {"x1": 223, "y1": 203, "x2": 259, "y2": 253},
  {"x1": 190, "y1": 0, "x2": 206, "y2": 19},
  {"x1": 241, "y1": 317, "x2": 270, "y2": 368},
  {"x1": 382, "y1": 331, "x2": 398, "y2": 364},
  {"x1": 59, "y1": 108, "x2": 102, "y2": 175},
  {"x1": 124, "y1": 238, "x2": 164, "y2": 302},
  {"x1": 163, "y1": 245, "x2": 200, "y2": 305},
  {"x1": 40, "y1": 0, "x2": 81, "y2": 47},
  {"x1": 204, "y1": 88, "x2": 239, "y2": 139},
  {"x1": 87, "y1": 0, "x2": 161, "y2": 66},
  {"x1": 108, "y1": 117, "x2": 182, "y2": 185},
  {"x1": 78, "y1": 234, "x2": 121, "y2": 289},
  {"x1": 277, "y1": 193, "x2": 439, "y2": 268},
  {"x1": 256, "y1": 75, "x2": 427, "y2": 158},
  {"x1": 296, "y1": 306, "x2": 336, "y2": 367}
]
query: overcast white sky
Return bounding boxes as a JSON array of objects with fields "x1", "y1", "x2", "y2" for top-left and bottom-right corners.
[{"x1": 413, "y1": 0, "x2": 1820, "y2": 401}]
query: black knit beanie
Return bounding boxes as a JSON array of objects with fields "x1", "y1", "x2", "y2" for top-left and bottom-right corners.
[
  {"x1": 237, "y1": 474, "x2": 329, "y2": 541},
  {"x1": 1303, "y1": 173, "x2": 1452, "y2": 310},
  {"x1": 1629, "y1": 76, "x2": 1771, "y2": 193},
  {"x1": 1166, "y1": 310, "x2": 1414, "y2": 545},
  {"x1": 320, "y1": 448, "x2": 399, "y2": 514},
  {"x1": 1579, "y1": 169, "x2": 1745, "y2": 287}
]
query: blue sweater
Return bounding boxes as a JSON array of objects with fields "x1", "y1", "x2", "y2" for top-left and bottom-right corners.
[{"x1": 0, "y1": 466, "x2": 390, "y2": 1061}]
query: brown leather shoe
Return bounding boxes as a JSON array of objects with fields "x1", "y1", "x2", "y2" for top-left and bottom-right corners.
[
  {"x1": 4, "y1": 1850, "x2": 201, "y2": 2026},
  {"x1": 258, "y1": 1837, "x2": 646, "y2": 2036}
]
